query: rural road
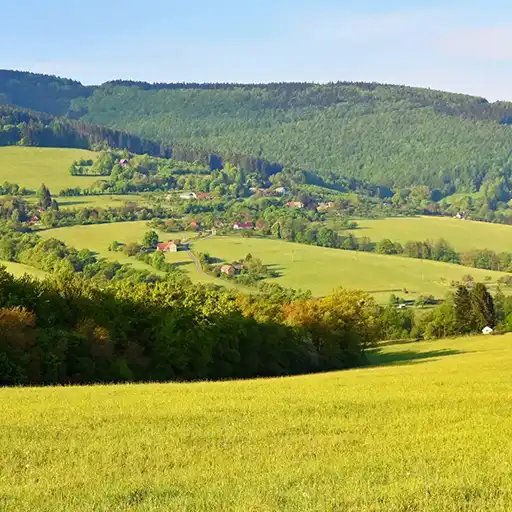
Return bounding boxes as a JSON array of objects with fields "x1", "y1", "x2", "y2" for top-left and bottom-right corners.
[
  {"x1": 185, "y1": 229, "x2": 217, "y2": 279},
  {"x1": 186, "y1": 250, "x2": 213, "y2": 279}
]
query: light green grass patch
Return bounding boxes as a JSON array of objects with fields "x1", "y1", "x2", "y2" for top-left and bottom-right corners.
[
  {"x1": 349, "y1": 216, "x2": 512, "y2": 253},
  {"x1": 192, "y1": 236, "x2": 508, "y2": 299},
  {"x1": 56, "y1": 194, "x2": 149, "y2": 210},
  {"x1": 1, "y1": 334, "x2": 512, "y2": 511},
  {"x1": 0, "y1": 260, "x2": 47, "y2": 279},
  {"x1": 0, "y1": 146, "x2": 99, "y2": 191},
  {"x1": 40, "y1": 221, "x2": 199, "y2": 276}
]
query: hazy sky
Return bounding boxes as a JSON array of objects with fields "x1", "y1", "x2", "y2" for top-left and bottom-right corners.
[{"x1": 3, "y1": 0, "x2": 512, "y2": 100}]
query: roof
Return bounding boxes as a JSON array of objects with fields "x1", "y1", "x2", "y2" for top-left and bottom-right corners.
[
  {"x1": 157, "y1": 241, "x2": 177, "y2": 250},
  {"x1": 233, "y1": 222, "x2": 254, "y2": 228}
]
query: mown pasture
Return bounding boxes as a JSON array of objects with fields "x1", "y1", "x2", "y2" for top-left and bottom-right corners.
[
  {"x1": 39, "y1": 221, "x2": 199, "y2": 276},
  {"x1": 1, "y1": 334, "x2": 512, "y2": 511},
  {"x1": 0, "y1": 146, "x2": 99, "y2": 191},
  {"x1": 349, "y1": 216, "x2": 512, "y2": 252},
  {"x1": 192, "y1": 236, "x2": 507, "y2": 299}
]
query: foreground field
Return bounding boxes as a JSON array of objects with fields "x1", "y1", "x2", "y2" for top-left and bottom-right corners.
[
  {"x1": 193, "y1": 236, "x2": 507, "y2": 299},
  {"x1": 350, "y1": 216, "x2": 512, "y2": 252},
  {"x1": 0, "y1": 146, "x2": 98, "y2": 191},
  {"x1": 1, "y1": 334, "x2": 512, "y2": 511}
]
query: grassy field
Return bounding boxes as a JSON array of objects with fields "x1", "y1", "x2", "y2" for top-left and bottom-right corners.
[
  {"x1": 0, "y1": 146, "x2": 99, "y2": 191},
  {"x1": 0, "y1": 260, "x2": 47, "y2": 279},
  {"x1": 193, "y1": 236, "x2": 507, "y2": 299},
  {"x1": 349, "y1": 216, "x2": 512, "y2": 252},
  {"x1": 1, "y1": 333, "x2": 512, "y2": 511},
  {"x1": 39, "y1": 225, "x2": 509, "y2": 298},
  {"x1": 56, "y1": 194, "x2": 147, "y2": 210},
  {"x1": 40, "y1": 221, "x2": 200, "y2": 276}
]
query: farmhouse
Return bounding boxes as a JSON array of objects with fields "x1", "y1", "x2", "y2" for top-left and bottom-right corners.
[
  {"x1": 221, "y1": 264, "x2": 236, "y2": 275},
  {"x1": 157, "y1": 241, "x2": 178, "y2": 252},
  {"x1": 221, "y1": 263, "x2": 244, "y2": 276},
  {"x1": 197, "y1": 192, "x2": 212, "y2": 200},
  {"x1": 275, "y1": 186, "x2": 287, "y2": 195},
  {"x1": 180, "y1": 192, "x2": 197, "y2": 200},
  {"x1": 119, "y1": 159, "x2": 129, "y2": 166},
  {"x1": 317, "y1": 202, "x2": 336, "y2": 211},
  {"x1": 28, "y1": 215, "x2": 41, "y2": 225},
  {"x1": 233, "y1": 222, "x2": 254, "y2": 230},
  {"x1": 287, "y1": 201, "x2": 304, "y2": 208}
]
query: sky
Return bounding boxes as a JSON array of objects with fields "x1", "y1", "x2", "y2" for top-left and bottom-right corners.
[{"x1": 3, "y1": 0, "x2": 512, "y2": 100}]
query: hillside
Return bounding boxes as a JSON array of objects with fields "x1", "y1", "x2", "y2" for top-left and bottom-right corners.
[
  {"x1": 350, "y1": 216, "x2": 512, "y2": 253},
  {"x1": 39, "y1": 226, "x2": 509, "y2": 300},
  {"x1": 0, "y1": 146, "x2": 98, "y2": 190},
  {"x1": 2, "y1": 334, "x2": 512, "y2": 511},
  {"x1": 3, "y1": 70, "x2": 512, "y2": 193}
]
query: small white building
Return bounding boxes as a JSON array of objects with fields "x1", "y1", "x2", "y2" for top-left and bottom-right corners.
[
  {"x1": 179, "y1": 192, "x2": 197, "y2": 200},
  {"x1": 482, "y1": 326, "x2": 494, "y2": 335},
  {"x1": 275, "y1": 186, "x2": 287, "y2": 195}
]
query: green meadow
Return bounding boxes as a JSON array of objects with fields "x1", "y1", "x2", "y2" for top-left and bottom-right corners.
[
  {"x1": 55, "y1": 194, "x2": 147, "y2": 210},
  {"x1": 0, "y1": 260, "x2": 47, "y2": 279},
  {"x1": 192, "y1": 236, "x2": 507, "y2": 298},
  {"x1": 350, "y1": 216, "x2": 512, "y2": 252},
  {"x1": 0, "y1": 146, "x2": 98, "y2": 191},
  {"x1": 39, "y1": 225, "x2": 509, "y2": 298},
  {"x1": 40, "y1": 221, "x2": 199, "y2": 276},
  {"x1": 1, "y1": 333, "x2": 512, "y2": 511}
]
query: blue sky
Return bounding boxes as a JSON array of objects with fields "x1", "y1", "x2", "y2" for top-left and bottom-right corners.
[{"x1": 3, "y1": 0, "x2": 512, "y2": 100}]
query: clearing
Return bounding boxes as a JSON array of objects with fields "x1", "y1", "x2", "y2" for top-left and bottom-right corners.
[
  {"x1": 1, "y1": 334, "x2": 512, "y2": 511},
  {"x1": 349, "y1": 216, "x2": 512, "y2": 252},
  {"x1": 0, "y1": 146, "x2": 98, "y2": 191}
]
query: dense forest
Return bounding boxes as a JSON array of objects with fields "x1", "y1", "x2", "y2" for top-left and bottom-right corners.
[{"x1": 3, "y1": 70, "x2": 512, "y2": 193}]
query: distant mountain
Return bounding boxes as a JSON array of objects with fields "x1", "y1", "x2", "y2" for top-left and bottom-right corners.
[{"x1": 2, "y1": 69, "x2": 512, "y2": 194}]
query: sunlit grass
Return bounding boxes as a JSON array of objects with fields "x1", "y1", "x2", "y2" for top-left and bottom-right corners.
[
  {"x1": 1, "y1": 334, "x2": 512, "y2": 511},
  {"x1": 349, "y1": 216, "x2": 512, "y2": 253}
]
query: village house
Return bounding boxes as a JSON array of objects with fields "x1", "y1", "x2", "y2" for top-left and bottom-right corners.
[
  {"x1": 157, "y1": 241, "x2": 178, "y2": 253},
  {"x1": 221, "y1": 264, "x2": 236, "y2": 276},
  {"x1": 28, "y1": 215, "x2": 41, "y2": 225},
  {"x1": 317, "y1": 202, "x2": 336, "y2": 211},
  {"x1": 119, "y1": 159, "x2": 129, "y2": 167},
  {"x1": 220, "y1": 263, "x2": 244, "y2": 276},
  {"x1": 275, "y1": 186, "x2": 287, "y2": 195},
  {"x1": 286, "y1": 201, "x2": 305, "y2": 209},
  {"x1": 197, "y1": 192, "x2": 212, "y2": 200},
  {"x1": 233, "y1": 222, "x2": 254, "y2": 230},
  {"x1": 179, "y1": 192, "x2": 197, "y2": 200}
]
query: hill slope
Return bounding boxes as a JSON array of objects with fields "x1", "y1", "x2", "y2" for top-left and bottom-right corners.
[
  {"x1": 2, "y1": 334, "x2": 512, "y2": 511},
  {"x1": 3, "y1": 70, "x2": 512, "y2": 193}
]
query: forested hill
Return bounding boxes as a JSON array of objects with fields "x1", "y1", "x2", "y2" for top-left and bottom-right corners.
[{"x1": 3, "y1": 70, "x2": 512, "y2": 192}]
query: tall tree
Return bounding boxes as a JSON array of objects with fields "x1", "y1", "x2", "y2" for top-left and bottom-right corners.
[
  {"x1": 37, "y1": 183, "x2": 52, "y2": 209},
  {"x1": 454, "y1": 285, "x2": 475, "y2": 333},
  {"x1": 470, "y1": 283, "x2": 496, "y2": 329},
  {"x1": 141, "y1": 230, "x2": 159, "y2": 251}
]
